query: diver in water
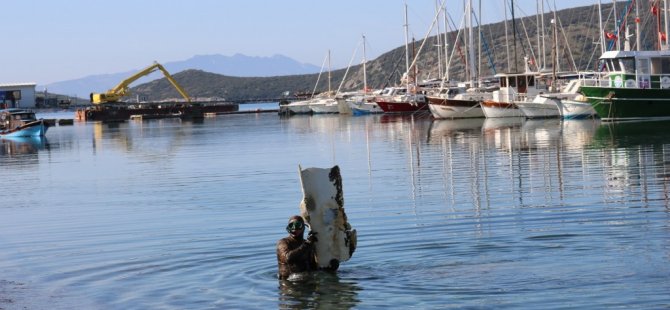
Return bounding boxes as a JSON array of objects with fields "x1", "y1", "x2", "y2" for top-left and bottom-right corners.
[{"x1": 276, "y1": 215, "x2": 318, "y2": 280}]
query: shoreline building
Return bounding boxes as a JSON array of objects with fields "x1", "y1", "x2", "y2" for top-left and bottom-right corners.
[{"x1": 0, "y1": 83, "x2": 36, "y2": 109}]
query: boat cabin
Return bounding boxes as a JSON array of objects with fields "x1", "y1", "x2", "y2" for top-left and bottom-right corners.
[
  {"x1": 428, "y1": 86, "x2": 466, "y2": 98},
  {"x1": 379, "y1": 87, "x2": 407, "y2": 97},
  {"x1": 0, "y1": 109, "x2": 38, "y2": 130},
  {"x1": 492, "y1": 72, "x2": 545, "y2": 103},
  {"x1": 597, "y1": 50, "x2": 670, "y2": 89}
]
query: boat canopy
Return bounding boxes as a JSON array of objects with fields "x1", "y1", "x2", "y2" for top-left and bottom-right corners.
[
  {"x1": 497, "y1": 74, "x2": 536, "y2": 89},
  {"x1": 600, "y1": 50, "x2": 670, "y2": 75},
  {"x1": 599, "y1": 50, "x2": 670, "y2": 60}
]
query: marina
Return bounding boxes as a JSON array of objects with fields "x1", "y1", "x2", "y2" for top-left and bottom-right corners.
[
  {"x1": 1, "y1": 111, "x2": 669, "y2": 308},
  {"x1": 4, "y1": 0, "x2": 670, "y2": 308}
]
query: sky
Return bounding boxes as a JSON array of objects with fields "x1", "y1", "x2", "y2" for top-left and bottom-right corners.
[{"x1": 2, "y1": 0, "x2": 597, "y2": 85}]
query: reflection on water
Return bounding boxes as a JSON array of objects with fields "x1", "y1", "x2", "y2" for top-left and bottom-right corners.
[
  {"x1": 278, "y1": 273, "x2": 360, "y2": 310},
  {"x1": 1, "y1": 113, "x2": 669, "y2": 309},
  {"x1": 90, "y1": 119, "x2": 201, "y2": 156},
  {"x1": 589, "y1": 121, "x2": 670, "y2": 205},
  {"x1": 593, "y1": 119, "x2": 670, "y2": 147},
  {"x1": 426, "y1": 118, "x2": 484, "y2": 143},
  {"x1": 0, "y1": 136, "x2": 48, "y2": 159}
]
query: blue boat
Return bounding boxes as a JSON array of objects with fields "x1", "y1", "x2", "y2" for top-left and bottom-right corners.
[{"x1": 0, "y1": 108, "x2": 48, "y2": 138}]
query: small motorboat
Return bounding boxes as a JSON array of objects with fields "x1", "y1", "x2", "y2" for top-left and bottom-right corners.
[{"x1": 0, "y1": 108, "x2": 48, "y2": 138}]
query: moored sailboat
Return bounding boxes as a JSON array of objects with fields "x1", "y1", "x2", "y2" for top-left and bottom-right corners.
[
  {"x1": 375, "y1": 86, "x2": 428, "y2": 113},
  {"x1": 481, "y1": 72, "x2": 542, "y2": 118},
  {"x1": 427, "y1": 86, "x2": 490, "y2": 119}
]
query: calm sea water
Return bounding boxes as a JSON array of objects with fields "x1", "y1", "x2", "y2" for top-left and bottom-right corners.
[{"x1": 1, "y1": 110, "x2": 669, "y2": 309}]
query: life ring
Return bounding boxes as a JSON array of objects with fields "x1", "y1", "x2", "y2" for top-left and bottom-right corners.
[{"x1": 661, "y1": 76, "x2": 670, "y2": 89}]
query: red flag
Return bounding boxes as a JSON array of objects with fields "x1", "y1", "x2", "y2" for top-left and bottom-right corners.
[{"x1": 652, "y1": 5, "x2": 659, "y2": 16}]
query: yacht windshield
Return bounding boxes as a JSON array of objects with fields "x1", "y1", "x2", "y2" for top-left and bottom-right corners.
[{"x1": 620, "y1": 57, "x2": 635, "y2": 73}]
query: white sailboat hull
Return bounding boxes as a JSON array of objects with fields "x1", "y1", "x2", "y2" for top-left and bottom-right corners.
[
  {"x1": 286, "y1": 100, "x2": 313, "y2": 114},
  {"x1": 428, "y1": 102, "x2": 484, "y2": 119},
  {"x1": 310, "y1": 99, "x2": 339, "y2": 114},
  {"x1": 556, "y1": 99, "x2": 597, "y2": 119},
  {"x1": 481, "y1": 101, "x2": 524, "y2": 118},
  {"x1": 517, "y1": 101, "x2": 560, "y2": 118}
]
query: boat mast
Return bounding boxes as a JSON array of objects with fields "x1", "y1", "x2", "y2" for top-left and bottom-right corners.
[
  {"x1": 551, "y1": 17, "x2": 557, "y2": 92},
  {"x1": 328, "y1": 49, "x2": 332, "y2": 95},
  {"x1": 504, "y1": 0, "x2": 511, "y2": 71},
  {"x1": 467, "y1": 0, "x2": 477, "y2": 86},
  {"x1": 512, "y1": 0, "x2": 518, "y2": 72},
  {"x1": 552, "y1": 0, "x2": 560, "y2": 72},
  {"x1": 598, "y1": 0, "x2": 605, "y2": 54},
  {"x1": 541, "y1": 0, "x2": 546, "y2": 70},
  {"x1": 636, "y1": 0, "x2": 641, "y2": 51},
  {"x1": 536, "y1": 0, "x2": 542, "y2": 71},
  {"x1": 662, "y1": 0, "x2": 670, "y2": 50},
  {"x1": 362, "y1": 35, "x2": 368, "y2": 94},
  {"x1": 443, "y1": 4, "x2": 450, "y2": 81},
  {"x1": 435, "y1": 0, "x2": 443, "y2": 79},
  {"x1": 478, "y1": 0, "x2": 482, "y2": 87},
  {"x1": 404, "y1": 2, "x2": 411, "y2": 90},
  {"x1": 463, "y1": 0, "x2": 470, "y2": 83},
  {"x1": 613, "y1": 0, "x2": 619, "y2": 51}
]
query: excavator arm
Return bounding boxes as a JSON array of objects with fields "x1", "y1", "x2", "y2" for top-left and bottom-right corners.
[{"x1": 90, "y1": 62, "x2": 191, "y2": 104}]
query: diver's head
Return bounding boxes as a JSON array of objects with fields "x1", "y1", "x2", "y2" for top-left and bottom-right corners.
[{"x1": 286, "y1": 215, "x2": 305, "y2": 237}]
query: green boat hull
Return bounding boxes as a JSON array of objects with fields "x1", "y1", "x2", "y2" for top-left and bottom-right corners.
[{"x1": 579, "y1": 86, "x2": 670, "y2": 121}]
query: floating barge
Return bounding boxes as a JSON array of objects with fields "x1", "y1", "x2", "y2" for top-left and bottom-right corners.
[{"x1": 75, "y1": 100, "x2": 239, "y2": 122}]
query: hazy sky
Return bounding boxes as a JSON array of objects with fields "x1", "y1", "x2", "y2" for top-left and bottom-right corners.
[{"x1": 2, "y1": 0, "x2": 597, "y2": 85}]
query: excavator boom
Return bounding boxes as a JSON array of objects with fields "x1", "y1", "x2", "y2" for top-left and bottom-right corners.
[{"x1": 90, "y1": 62, "x2": 191, "y2": 104}]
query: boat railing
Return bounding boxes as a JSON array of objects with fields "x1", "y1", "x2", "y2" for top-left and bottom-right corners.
[
  {"x1": 578, "y1": 71, "x2": 670, "y2": 90},
  {"x1": 514, "y1": 93, "x2": 529, "y2": 102}
]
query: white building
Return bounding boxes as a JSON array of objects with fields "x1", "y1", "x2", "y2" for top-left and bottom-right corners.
[{"x1": 0, "y1": 83, "x2": 36, "y2": 108}]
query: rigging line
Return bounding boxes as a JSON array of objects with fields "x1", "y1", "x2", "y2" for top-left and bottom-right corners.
[
  {"x1": 512, "y1": 1, "x2": 540, "y2": 71},
  {"x1": 336, "y1": 40, "x2": 362, "y2": 96},
  {"x1": 550, "y1": 1, "x2": 578, "y2": 71},
  {"x1": 384, "y1": 52, "x2": 407, "y2": 88},
  {"x1": 445, "y1": 10, "x2": 467, "y2": 84},
  {"x1": 405, "y1": 0, "x2": 447, "y2": 83},
  {"x1": 581, "y1": 3, "x2": 600, "y2": 70},
  {"x1": 607, "y1": 0, "x2": 635, "y2": 51},
  {"x1": 512, "y1": 2, "x2": 540, "y2": 67},
  {"x1": 311, "y1": 52, "x2": 329, "y2": 97},
  {"x1": 472, "y1": 12, "x2": 498, "y2": 75},
  {"x1": 595, "y1": 2, "x2": 616, "y2": 65}
]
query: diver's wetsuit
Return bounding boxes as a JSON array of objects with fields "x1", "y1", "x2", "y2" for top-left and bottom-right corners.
[{"x1": 276, "y1": 234, "x2": 317, "y2": 279}]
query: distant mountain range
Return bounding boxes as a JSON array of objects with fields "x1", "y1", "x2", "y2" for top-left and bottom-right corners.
[{"x1": 42, "y1": 54, "x2": 322, "y2": 97}]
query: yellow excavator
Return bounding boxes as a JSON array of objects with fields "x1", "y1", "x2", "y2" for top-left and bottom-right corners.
[{"x1": 90, "y1": 61, "x2": 191, "y2": 104}]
